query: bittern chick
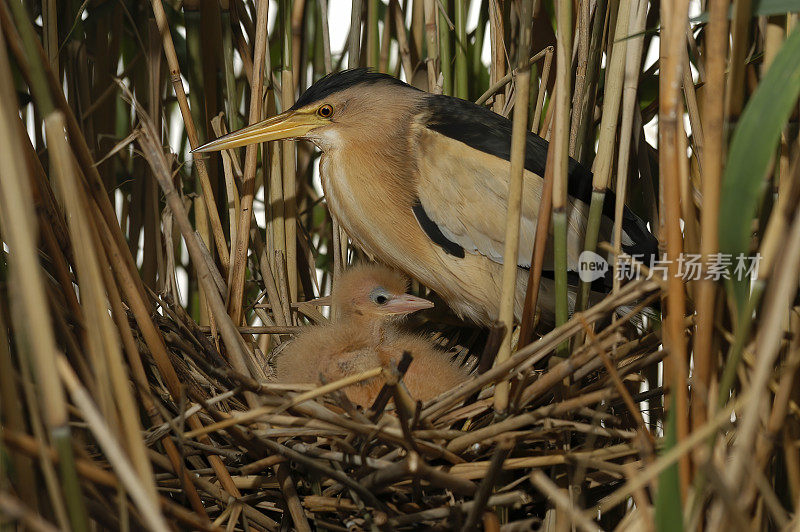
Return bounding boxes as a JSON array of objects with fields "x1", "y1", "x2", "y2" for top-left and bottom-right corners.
[
  {"x1": 196, "y1": 69, "x2": 659, "y2": 326},
  {"x1": 272, "y1": 264, "x2": 469, "y2": 407}
]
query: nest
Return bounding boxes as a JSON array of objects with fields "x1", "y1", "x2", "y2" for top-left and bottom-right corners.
[{"x1": 100, "y1": 277, "x2": 664, "y2": 531}]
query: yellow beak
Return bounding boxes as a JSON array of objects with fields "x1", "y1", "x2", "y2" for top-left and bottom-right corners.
[{"x1": 191, "y1": 110, "x2": 323, "y2": 152}]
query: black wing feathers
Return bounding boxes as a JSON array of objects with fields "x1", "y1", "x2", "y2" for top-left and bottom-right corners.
[{"x1": 412, "y1": 200, "x2": 465, "y2": 258}]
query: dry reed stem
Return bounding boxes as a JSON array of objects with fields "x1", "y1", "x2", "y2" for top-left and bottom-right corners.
[
  {"x1": 488, "y1": 0, "x2": 506, "y2": 113},
  {"x1": 131, "y1": 93, "x2": 267, "y2": 519},
  {"x1": 56, "y1": 357, "x2": 169, "y2": 532},
  {"x1": 612, "y1": 0, "x2": 648, "y2": 292},
  {"x1": 228, "y1": 0, "x2": 270, "y2": 325},
  {"x1": 569, "y1": 0, "x2": 592, "y2": 156},
  {"x1": 659, "y1": 0, "x2": 691, "y2": 495},
  {"x1": 211, "y1": 110, "x2": 291, "y2": 330},
  {"x1": 94, "y1": 210, "x2": 211, "y2": 516},
  {"x1": 530, "y1": 471, "x2": 602, "y2": 532},
  {"x1": 348, "y1": 0, "x2": 363, "y2": 68},
  {"x1": 496, "y1": 0, "x2": 533, "y2": 412},
  {"x1": 0, "y1": 26, "x2": 87, "y2": 529},
  {"x1": 518, "y1": 53, "x2": 556, "y2": 345},
  {"x1": 590, "y1": 390, "x2": 747, "y2": 516},
  {"x1": 148, "y1": 0, "x2": 229, "y2": 275},
  {"x1": 475, "y1": 48, "x2": 552, "y2": 106},
  {"x1": 281, "y1": 0, "x2": 299, "y2": 304},
  {"x1": 591, "y1": 0, "x2": 630, "y2": 189},
  {"x1": 423, "y1": 0, "x2": 439, "y2": 91},
  {"x1": 725, "y1": 0, "x2": 753, "y2": 119},
  {"x1": 723, "y1": 188, "x2": 800, "y2": 492},
  {"x1": 182, "y1": 367, "x2": 383, "y2": 438},
  {"x1": 425, "y1": 278, "x2": 658, "y2": 421},
  {"x1": 682, "y1": 52, "x2": 704, "y2": 161},
  {"x1": 448, "y1": 388, "x2": 613, "y2": 453},
  {"x1": 550, "y1": 0, "x2": 573, "y2": 334},
  {"x1": 45, "y1": 113, "x2": 161, "y2": 509},
  {"x1": 574, "y1": 0, "x2": 632, "y2": 314},
  {"x1": 0, "y1": 307, "x2": 39, "y2": 511},
  {"x1": 531, "y1": 47, "x2": 552, "y2": 135},
  {"x1": 0, "y1": 19, "x2": 67, "y2": 435},
  {"x1": 390, "y1": 0, "x2": 415, "y2": 81},
  {"x1": 693, "y1": 0, "x2": 729, "y2": 433},
  {"x1": 135, "y1": 98, "x2": 253, "y2": 373}
]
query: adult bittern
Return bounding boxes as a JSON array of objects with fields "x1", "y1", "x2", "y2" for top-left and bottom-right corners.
[
  {"x1": 273, "y1": 264, "x2": 469, "y2": 407},
  {"x1": 196, "y1": 69, "x2": 658, "y2": 326}
]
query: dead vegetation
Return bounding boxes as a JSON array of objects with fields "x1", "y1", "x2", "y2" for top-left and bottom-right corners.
[{"x1": 1, "y1": 0, "x2": 800, "y2": 530}]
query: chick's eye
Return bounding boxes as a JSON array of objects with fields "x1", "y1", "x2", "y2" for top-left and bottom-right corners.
[
  {"x1": 369, "y1": 288, "x2": 389, "y2": 305},
  {"x1": 318, "y1": 104, "x2": 334, "y2": 118}
]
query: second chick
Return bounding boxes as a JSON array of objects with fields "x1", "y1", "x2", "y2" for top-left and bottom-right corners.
[{"x1": 273, "y1": 264, "x2": 469, "y2": 407}]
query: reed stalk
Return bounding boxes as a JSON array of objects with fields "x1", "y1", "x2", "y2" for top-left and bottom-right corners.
[
  {"x1": 282, "y1": 0, "x2": 298, "y2": 303},
  {"x1": 133, "y1": 90, "x2": 257, "y2": 396},
  {"x1": 0, "y1": 23, "x2": 88, "y2": 530},
  {"x1": 46, "y1": 112, "x2": 161, "y2": 511},
  {"x1": 149, "y1": 0, "x2": 230, "y2": 276},
  {"x1": 488, "y1": 0, "x2": 505, "y2": 113},
  {"x1": 227, "y1": 0, "x2": 270, "y2": 326},
  {"x1": 568, "y1": 0, "x2": 591, "y2": 156},
  {"x1": 348, "y1": 0, "x2": 364, "y2": 67},
  {"x1": 518, "y1": 136, "x2": 553, "y2": 345},
  {"x1": 390, "y1": 0, "x2": 415, "y2": 81},
  {"x1": 0, "y1": 305, "x2": 38, "y2": 512},
  {"x1": 56, "y1": 358, "x2": 169, "y2": 532},
  {"x1": 423, "y1": 0, "x2": 439, "y2": 92},
  {"x1": 574, "y1": 0, "x2": 607, "y2": 164},
  {"x1": 659, "y1": 0, "x2": 691, "y2": 497},
  {"x1": 725, "y1": 0, "x2": 753, "y2": 123},
  {"x1": 439, "y1": 1, "x2": 453, "y2": 95},
  {"x1": 495, "y1": 0, "x2": 533, "y2": 413},
  {"x1": 693, "y1": 0, "x2": 729, "y2": 432},
  {"x1": 221, "y1": 1, "x2": 242, "y2": 133},
  {"x1": 368, "y1": 0, "x2": 380, "y2": 68},
  {"x1": 551, "y1": 0, "x2": 573, "y2": 352},
  {"x1": 612, "y1": 0, "x2": 648, "y2": 293},
  {"x1": 454, "y1": 0, "x2": 468, "y2": 98},
  {"x1": 576, "y1": 0, "x2": 630, "y2": 314}
]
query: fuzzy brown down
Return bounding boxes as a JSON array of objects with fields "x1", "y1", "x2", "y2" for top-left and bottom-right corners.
[
  {"x1": 272, "y1": 265, "x2": 469, "y2": 407},
  {"x1": 330, "y1": 263, "x2": 410, "y2": 320}
]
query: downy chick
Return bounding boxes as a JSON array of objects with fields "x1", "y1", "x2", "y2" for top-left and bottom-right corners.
[{"x1": 273, "y1": 264, "x2": 469, "y2": 407}]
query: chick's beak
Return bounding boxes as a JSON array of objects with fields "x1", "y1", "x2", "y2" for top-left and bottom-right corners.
[
  {"x1": 191, "y1": 110, "x2": 323, "y2": 153},
  {"x1": 383, "y1": 294, "x2": 435, "y2": 315}
]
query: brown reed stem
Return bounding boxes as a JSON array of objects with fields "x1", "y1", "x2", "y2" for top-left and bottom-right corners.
[{"x1": 659, "y1": 0, "x2": 691, "y2": 497}]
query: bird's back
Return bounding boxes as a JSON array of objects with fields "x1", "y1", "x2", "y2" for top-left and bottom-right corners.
[
  {"x1": 383, "y1": 332, "x2": 470, "y2": 402},
  {"x1": 272, "y1": 323, "x2": 375, "y2": 384},
  {"x1": 423, "y1": 93, "x2": 659, "y2": 274}
]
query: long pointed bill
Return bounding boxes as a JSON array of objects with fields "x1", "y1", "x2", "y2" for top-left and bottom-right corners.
[
  {"x1": 191, "y1": 110, "x2": 322, "y2": 153},
  {"x1": 384, "y1": 294, "x2": 435, "y2": 315}
]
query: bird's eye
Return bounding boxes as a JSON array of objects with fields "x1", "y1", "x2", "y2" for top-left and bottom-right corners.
[
  {"x1": 318, "y1": 104, "x2": 334, "y2": 118},
  {"x1": 369, "y1": 288, "x2": 390, "y2": 305}
]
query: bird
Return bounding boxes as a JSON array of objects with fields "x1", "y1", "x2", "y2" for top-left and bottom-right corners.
[
  {"x1": 195, "y1": 69, "x2": 658, "y2": 326},
  {"x1": 271, "y1": 264, "x2": 470, "y2": 407}
]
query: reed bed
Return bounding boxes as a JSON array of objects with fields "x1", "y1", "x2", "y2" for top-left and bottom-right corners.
[{"x1": 1, "y1": 0, "x2": 799, "y2": 530}]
